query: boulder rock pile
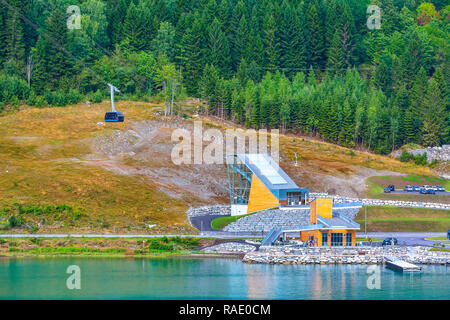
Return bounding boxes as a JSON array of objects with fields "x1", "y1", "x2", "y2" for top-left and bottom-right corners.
[
  {"x1": 202, "y1": 242, "x2": 256, "y2": 254},
  {"x1": 243, "y1": 246, "x2": 450, "y2": 265},
  {"x1": 187, "y1": 205, "x2": 231, "y2": 217}
]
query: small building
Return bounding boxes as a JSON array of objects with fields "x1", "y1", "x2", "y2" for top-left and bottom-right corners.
[
  {"x1": 226, "y1": 154, "x2": 309, "y2": 215},
  {"x1": 264, "y1": 198, "x2": 361, "y2": 247}
]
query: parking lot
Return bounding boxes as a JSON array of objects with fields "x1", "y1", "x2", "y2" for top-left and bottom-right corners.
[{"x1": 389, "y1": 190, "x2": 450, "y2": 195}]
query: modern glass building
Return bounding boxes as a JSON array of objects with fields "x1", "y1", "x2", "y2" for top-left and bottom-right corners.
[{"x1": 226, "y1": 154, "x2": 309, "y2": 215}]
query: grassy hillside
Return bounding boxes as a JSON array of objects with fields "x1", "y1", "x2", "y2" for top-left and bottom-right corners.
[
  {"x1": 355, "y1": 206, "x2": 450, "y2": 232},
  {"x1": 0, "y1": 102, "x2": 445, "y2": 234},
  {"x1": 0, "y1": 101, "x2": 195, "y2": 234}
]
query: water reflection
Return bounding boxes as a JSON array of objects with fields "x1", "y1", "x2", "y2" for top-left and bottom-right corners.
[{"x1": 0, "y1": 258, "x2": 448, "y2": 299}]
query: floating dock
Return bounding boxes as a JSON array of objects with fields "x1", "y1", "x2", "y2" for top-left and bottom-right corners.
[{"x1": 384, "y1": 256, "x2": 421, "y2": 272}]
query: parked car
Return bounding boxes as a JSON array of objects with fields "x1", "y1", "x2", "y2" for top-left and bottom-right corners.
[
  {"x1": 431, "y1": 186, "x2": 439, "y2": 191},
  {"x1": 387, "y1": 185, "x2": 395, "y2": 191},
  {"x1": 437, "y1": 186, "x2": 445, "y2": 192},
  {"x1": 423, "y1": 185, "x2": 432, "y2": 190},
  {"x1": 420, "y1": 188, "x2": 435, "y2": 194},
  {"x1": 447, "y1": 229, "x2": 450, "y2": 240},
  {"x1": 404, "y1": 185, "x2": 413, "y2": 192},
  {"x1": 384, "y1": 187, "x2": 391, "y2": 193},
  {"x1": 413, "y1": 186, "x2": 421, "y2": 192},
  {"x1": 382, "y1": 238, "x2": 398, "y2": 246}
]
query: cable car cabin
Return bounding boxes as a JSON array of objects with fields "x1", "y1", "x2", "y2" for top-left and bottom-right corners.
[{"x1": 104, "y1": 111, "x2": 124, "y2": 122}]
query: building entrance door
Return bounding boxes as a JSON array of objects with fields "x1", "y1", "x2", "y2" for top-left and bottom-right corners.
[{"x1": 287, "y1": 192, "x2": 301, "y2": 206}]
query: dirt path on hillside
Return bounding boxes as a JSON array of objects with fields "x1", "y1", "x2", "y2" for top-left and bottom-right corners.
[{"x1": 80, "y1": 118, "x2": 406, "y2": 202}]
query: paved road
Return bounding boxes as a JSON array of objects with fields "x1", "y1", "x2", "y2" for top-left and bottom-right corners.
[
  {"x1": 0, "y1": 233, "x2": 263, "y2": 239},
  {"x1": 2, "y1": 232, "x2": 448, "y2": 246},
  {"x1": 189, "y1": 215, "x2": 224, "y2": 232}
]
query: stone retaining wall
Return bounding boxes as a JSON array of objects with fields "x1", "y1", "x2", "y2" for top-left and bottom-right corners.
[
  {"x1": 243, "y1": 246, "x2": 450, "y2": 265},
  {"x1": 187, "y1": 205, "x2": 231, "y2": 217},
  {"x1": 310, "y1": 193, "x2": 450, "y2": 210}
]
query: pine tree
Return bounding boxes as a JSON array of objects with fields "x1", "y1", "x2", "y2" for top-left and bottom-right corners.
[
  {"x1": 306, "y1": 4, "x2": 325, "y2": 69},
  {"x1": 107, "y1": 0, "x2": 130, "y2": 46},
  {"x1": 262, "y1": 13, "x2": 279, "y2": 69},
  {"x1": 338, "y1": 99, "x2": 354, "y2": 147},
  {"x1": 326, "y1": 31, "x2": 345, "y2": 76},
  {"x1": 4, "y1": 0, "x2": 26, "y2": 77},
  {"x1": 121, "y1": 2, "x2": 157, "y2": 51},
  {"x1": 278, "y1": 1, "x2": 304, "y2": 76},
  {"x1": 422, "y1": 80, "x2": 444, "y2": 146},
  {"x1": 207, "y1": 18, "x2": 231, "y2": 78},
  {"x1": 33, "y1": 8, "x2": 73, "y2": 93},
  {"x1": 181, "y1": 16, "x2": 204, "y2": 95},
  {"x1": 409, "y1": 67, "x2": 428, "y2": 139},
  {"x1": 373, "y1": 55, "x2": 394, "y2": 97},
  {"x1": 234, "y1": 16, "x2": 250, "y2": 64},
  {"x1": 399, "y1": 30, "x2": 433, "y2": 88}
]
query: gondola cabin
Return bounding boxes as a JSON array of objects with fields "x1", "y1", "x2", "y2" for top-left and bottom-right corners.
[
  {"x1": 104, "y1": 111, "x2": 124, "y2": 122},
  {"x1": 104, "y1": 83, "x2": 124, "y2": 122}
]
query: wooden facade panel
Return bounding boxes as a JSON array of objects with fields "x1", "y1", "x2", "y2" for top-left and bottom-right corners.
[
  {"x1": 311, "y1": 198, "x2": 333, "y2": 219},
  {"x1": 247, "y1": 174, "x2": 279, "y2": 213},
  {"x1": 300, "y1": 229, "x2": 356, "y2": 246}
]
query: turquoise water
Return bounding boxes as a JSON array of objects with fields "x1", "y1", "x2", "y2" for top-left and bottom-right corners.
[{"x1": 0, "y1": 257, "x2": 448, "y2": 299}]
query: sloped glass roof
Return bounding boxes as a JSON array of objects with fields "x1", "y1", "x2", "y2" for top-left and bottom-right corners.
[
  {"x1": 247, "y1": 154, "x2": 287, "y2": 185},
  {"x1": 235, "y1": 153, "x2": 299, "y2": 191}
]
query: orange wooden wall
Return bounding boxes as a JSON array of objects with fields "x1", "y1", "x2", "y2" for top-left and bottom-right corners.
[
  {"x1": 310, "y1": 198, "x2": 333, "y2": 219},
  {"x1": 247, "y1": 174, "x2": 279, "y2": 213}
]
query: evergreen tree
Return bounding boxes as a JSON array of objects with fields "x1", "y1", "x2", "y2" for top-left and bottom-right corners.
[
  {"x1": 4, "y1": 0, "x2": 26, "y2": 77},
  {"x1": 33, "y1": 8, "x2": 73, "y2": 93},
  {"x1": 181, "y1": 16, "x2": 204, "y2": 95},
  {"x1": 306, "y1": 4, "x2": 325, "y2": 69},
  {"x1": 326, "y1": 31, "x2": 345, "y2": 76},
  {"x1": 278, "y1": 1, "x2": 305, "y2": 76},
  {"x1": 207, "y1": 18, "x2": 231, "y2": 77},
  {"x1": 121, "y1": 2, "x2": 157, "y2": 51},
  {"x1": 374, "y1": 54, "x2": 394, "y2": 97},
  {"x1": 422, "y1": 79, "x2": 445, "y2": 146},
  {"x1": 262, "y1": 13, "x2": 279, "y2": 69}
]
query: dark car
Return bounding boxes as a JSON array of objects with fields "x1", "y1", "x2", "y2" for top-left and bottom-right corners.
[
  {"x1": 383, "y1": 187, "x2": 391, "y2": 193},
  {"x1": 387, "y1": 185, "x2": 395, "y2": 191},
  {"x1": 448, "y1": 229, "x2": 450, "y2": 240},
  {"x1": 382, "y1": 238, "x2": 398, "y2": 246},
  {"x1": 419, "y1": 188, "x2": 435, "y2": 194}
]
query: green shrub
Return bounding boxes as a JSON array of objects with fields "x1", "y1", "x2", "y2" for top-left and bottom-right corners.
[
  {"x1": 399, "y1": 150, "x2": 411, "y2": 162},
  {"x1": 35, "y1": 96, "x2": 47, "y2": 108},
  {"x1": 0, "y1": 73, "x2": 30, "y2": 103},
  {"x1": 67, "y1": 89, "x2": 83, "y2": 105},
  {"x1": 91, "y1": 89, "x2": 103, "y2": 103},
  {"x1": 8, "y1": 216, "x2": 22, "y2": 228},
  {"x1": 414, "y1": 153, "x2": 427, "y2": 165},
  {"x1": 0, "y1": 220, "x2": 10, "y2": 230}
]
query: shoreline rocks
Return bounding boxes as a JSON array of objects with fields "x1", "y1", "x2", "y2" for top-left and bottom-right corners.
[{"x1": 243, "y1": 246, "x2": 450, "y2": 265}]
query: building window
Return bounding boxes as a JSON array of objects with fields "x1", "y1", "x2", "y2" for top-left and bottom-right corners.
[
  {"x1": 330, "y1": 233, "x2": 343, "y2": 246},
  {"x1": 322, "y1": 233, "x2": 328, "y2": 246},
  {"x1": 346, "y1": 232, "x2": 352, "y2": 246}
]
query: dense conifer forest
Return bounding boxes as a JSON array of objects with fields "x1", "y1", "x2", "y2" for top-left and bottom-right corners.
[{"x1": 0, "y1": 0, "x2": 448, "y2": 153}]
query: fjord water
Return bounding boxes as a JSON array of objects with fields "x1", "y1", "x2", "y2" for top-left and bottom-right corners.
[{"x1": 0, "y1": 257, "x2": 448, "y2": 299}]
